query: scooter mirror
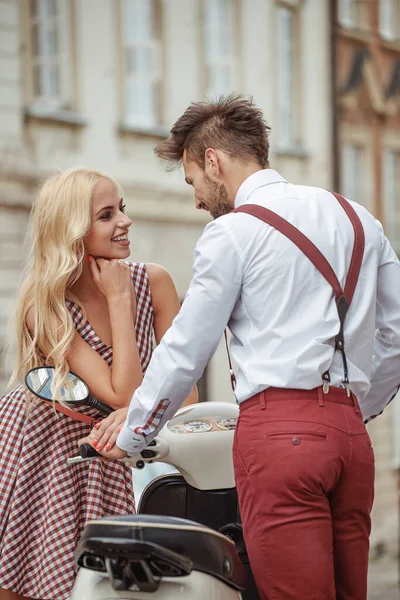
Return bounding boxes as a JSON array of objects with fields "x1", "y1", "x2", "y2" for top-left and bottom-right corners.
[{"x1": 25, "y1": 366, "x2": 89, "y2": 405}]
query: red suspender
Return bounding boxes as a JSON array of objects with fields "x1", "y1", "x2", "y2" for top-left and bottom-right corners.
[
  {"x1": 332, "y1": 193, "x2": 365, "y2": 305},
  {"x1": 234, "y1": 194, "x2": 365, "y2": 303},
  {"x1": 229, "y1": 192, "x2": 365, "y2": 395}
]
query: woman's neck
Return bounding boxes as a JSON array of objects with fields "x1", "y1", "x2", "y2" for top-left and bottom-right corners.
[{"x1": 69, "y1": 259, "x2": 104, "y2": 304}]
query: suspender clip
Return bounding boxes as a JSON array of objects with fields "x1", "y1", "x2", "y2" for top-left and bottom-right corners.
[
  {"x1": 322, "y1": 371, "x2": 330, "y2": 394},
  {"x1": 224, "y1": 329, "x2": 237, "y2": 393},
  {"x1": 229, "y1": 369, "x2": 237, "y2": 391}
]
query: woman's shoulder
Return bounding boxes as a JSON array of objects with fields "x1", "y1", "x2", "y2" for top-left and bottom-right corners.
[
  {"x1": 142, "y1": 263, "x2": 177, "y2": 312},
  {"x1": 127, "y1": 261, "x2": 172, "y2": 285},
  {"x1": 145, "y1": 263, "x2": 173, "y2": 284}
]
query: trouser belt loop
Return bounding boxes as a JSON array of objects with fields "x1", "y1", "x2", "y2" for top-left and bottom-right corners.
[
  {"x1": 260, "y1": 390, "x2": 266, "y2": 410},
  {"x1": 317, "y1": 386, "x2": 325, "y2": 407},
  {"x1": 352, "y1": 393, "x2": 361, "y2": 416}
]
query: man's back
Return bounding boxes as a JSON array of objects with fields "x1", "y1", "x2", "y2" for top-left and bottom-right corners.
[
  {"x1": 214, "y1": 169, "x2": 400, "y2": 420},
  {"x1": 119, "y1": 95, "x2": 396, "y2": 599}
]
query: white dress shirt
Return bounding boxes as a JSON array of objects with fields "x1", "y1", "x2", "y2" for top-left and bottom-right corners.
[{"x1": 118, "y1": 169, "x2": 400, "y2": 455}]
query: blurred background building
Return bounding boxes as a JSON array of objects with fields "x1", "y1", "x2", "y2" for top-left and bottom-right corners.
[
  {"x1": 334, "y1": 0, "x2": 400, "y2": 581},
  {"x1": 0, "y1": 0, "x2": 399, "y2": 595}
]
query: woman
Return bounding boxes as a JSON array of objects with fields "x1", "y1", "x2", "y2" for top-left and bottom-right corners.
[{"x1": 0, "y1": 168, "x2": 197, "y2": 600}]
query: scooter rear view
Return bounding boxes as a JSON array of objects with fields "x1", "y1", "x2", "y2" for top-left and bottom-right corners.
[
  {"x1": 25, "y1": 367, "x2": 260, "y2": 599},
  {"x1": 71, "y1": 514, "x2": 245, "y2": 599}
]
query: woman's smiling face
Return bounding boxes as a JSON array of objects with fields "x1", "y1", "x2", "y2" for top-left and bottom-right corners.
[{"x1": 84, "y1": 177, "x2": 132, "y2": 259}]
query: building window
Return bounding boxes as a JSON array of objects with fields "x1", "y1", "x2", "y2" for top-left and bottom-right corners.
[
  {"x1": 276, "y1": 5, "x2": 297, "y2": 148},
  {"x1": 338, "y1": 0, "x2": 366, "y2": 29},
  {"x1": 341, "y1": 143, "x2": 363, "y2": 203},
  {"x1": 379, "y1": 0, "x2": 399, "y2": 42},
  {"x1": 29, "y1": 0, "x2": 73, "y2": 110},
  {"x1": 382, "y1": 150, "x2": 400, "y2": 252},
  {"x1": 121, "y1": 0, "x2": 162, "y2": 129},
  {"x1": 203, "y1": 0, "x2": 237, "y2": 99}
]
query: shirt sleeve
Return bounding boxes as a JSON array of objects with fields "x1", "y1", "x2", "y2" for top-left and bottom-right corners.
[
  {"x1": 361, "y1": 227, "x2": 400, "y2": 422},
  {"x1": 117, "y1": 217, "x2": 244, "y2": 455}
]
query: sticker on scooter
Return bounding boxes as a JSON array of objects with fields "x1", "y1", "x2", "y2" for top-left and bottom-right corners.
[
  {"x1": 216, "y1": 418, "x2": 237, "y2": 430},
  {"x1": 183, "y1": 420, "x2": 213, "y2": 433}
]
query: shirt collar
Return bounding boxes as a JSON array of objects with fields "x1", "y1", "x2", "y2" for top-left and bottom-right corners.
[{"x1": 234, "y1": 169, "x2": 288, "y2": 208}]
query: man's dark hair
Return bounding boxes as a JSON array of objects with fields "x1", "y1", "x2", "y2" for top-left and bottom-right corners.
[{"x1": 155, "y1": 94, "x2": 271, "y2": 170}]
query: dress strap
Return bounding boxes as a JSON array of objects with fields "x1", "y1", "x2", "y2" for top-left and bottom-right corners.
[
  {"x1": 66, "y1": 261, "x2": 154, "y2": 371},
  {"x1": 66, "y1": 299, "x2": 113, "y2": 364},
  {"x1": 128, "y1": 262, "x2": 155, "y2": 373}
]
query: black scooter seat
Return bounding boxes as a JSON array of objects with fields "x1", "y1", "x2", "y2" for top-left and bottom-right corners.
[{"x1": 76, "y1": 514, "x2": 246, "y2": 592}]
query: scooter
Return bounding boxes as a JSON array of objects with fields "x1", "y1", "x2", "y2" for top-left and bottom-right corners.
[{"x1": 25, "y1": 367, "x2": 260, "y2": 599}]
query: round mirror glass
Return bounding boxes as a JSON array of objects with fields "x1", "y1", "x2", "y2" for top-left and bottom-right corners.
[{"x1": 25, "y1": 367, "x2": 89, "y2": 404}]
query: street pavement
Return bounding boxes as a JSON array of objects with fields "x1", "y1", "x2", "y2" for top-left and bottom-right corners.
[{"x1": 368, "y1": 555, "x2": 399, "y2": 599}]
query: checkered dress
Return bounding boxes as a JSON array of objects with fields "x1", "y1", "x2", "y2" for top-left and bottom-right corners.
[{"x1": 0, "y1": 262, "x2": 154, "y2": 599}]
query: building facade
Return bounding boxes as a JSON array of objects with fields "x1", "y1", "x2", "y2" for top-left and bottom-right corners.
[
  {"x1": 0, "y1": 0, "x2": 333, "y2": 392},
  {"x1": 1, "y1": 0, "x2": 398, "y2": 579},
  {"x1": 334, "y1": 0, "x2": 400, "y2": 558}
]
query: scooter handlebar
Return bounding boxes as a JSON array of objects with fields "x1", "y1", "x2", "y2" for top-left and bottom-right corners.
[
  {"x1": 79, "y1": 443, "x2": 100, "y2": 459},
  {"x1": 86, "y1": 395, "x2": 114, "y2": 416}
]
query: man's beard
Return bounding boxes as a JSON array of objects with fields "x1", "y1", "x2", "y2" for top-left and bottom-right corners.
[{"x1": 204, "y1": 174, "x2": 233, "y2": 219}]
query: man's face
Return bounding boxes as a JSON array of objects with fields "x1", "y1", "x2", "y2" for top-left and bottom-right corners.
[{"x1": 183, "y1": 152, "x2": 234, "y2": 219}]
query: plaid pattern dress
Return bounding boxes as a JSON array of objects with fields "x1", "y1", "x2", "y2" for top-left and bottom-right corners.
[{"x1": 0, "y1": 262, "x2": 154, "y2": 599}]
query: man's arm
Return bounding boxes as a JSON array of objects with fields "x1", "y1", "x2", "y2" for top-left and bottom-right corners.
[
  {"x1": 117, "y1": 218, "x2": 244, "y2": 454},
  {"x1": 361, "y1": 229, "x2": 400, "y2": 422}
]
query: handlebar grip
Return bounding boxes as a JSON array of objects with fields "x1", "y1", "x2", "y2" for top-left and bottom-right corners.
[
  {"x1": 86, "y1": 395, "x2": 114, "y2": 416},
  {"x1": 79, "y1": 443, "x2": 100, "y2": 459}
]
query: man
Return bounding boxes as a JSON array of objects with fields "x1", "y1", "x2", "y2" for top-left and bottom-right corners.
[{"x1": 81, "y1": 96, "x2": 400, "y2": 599}]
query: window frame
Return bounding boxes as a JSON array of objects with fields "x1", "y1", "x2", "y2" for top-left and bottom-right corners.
[
  {"x1": 340, "y1": 141, "x2": 365, "y2": 205},
  {"x1": 382, "y1": 149, "x2": 400, "y2": 252},
  {"x1": 201, "y1": 0, "x2": 240, "y2": 100},
  {"x1": 338, "y1": 0, "x2": 369, "y2": 31},
  {"x1": 379, "y1": 0, "x2": 400, "y2": 43},
  {"x1": 119, "y1": 0, "x2": 163, "y2": 131},
  {"x1": 22, "y1": 0, "x2": 75, "y2": 112},
  {"x1": 274, "y1": 1, "x2": 302, "y2": 150}
]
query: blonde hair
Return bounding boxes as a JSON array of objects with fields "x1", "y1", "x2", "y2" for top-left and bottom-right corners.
[{"x1": 9, "y1": 167, "x2": 123, "y2": 403}]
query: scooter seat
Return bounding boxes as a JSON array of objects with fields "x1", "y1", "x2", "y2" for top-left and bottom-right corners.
[{"x1": 76, "y1": 513, "x2": 246, "y2": 592}]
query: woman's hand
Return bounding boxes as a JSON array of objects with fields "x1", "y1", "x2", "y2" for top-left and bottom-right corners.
[
  {"x1": 85, "y1": 407, "x2": 129, "y2": 453},
  {"x1": 78, "y1": 433, "x2": 127, "y2": 461},
  {"x1": 88, "y1": 257, "x2": 133, "y2": 303}
]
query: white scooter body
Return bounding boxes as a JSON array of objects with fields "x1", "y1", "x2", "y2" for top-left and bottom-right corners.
[
  {"x1": 72, "y1": 569, "x2": 241, "y2": 600},
  {"x1": 71, "y1": 402, "x2": 250, "y2": 599},
  {"x1": 129, "y1": 401, "x2": 238, "y2": 490}
]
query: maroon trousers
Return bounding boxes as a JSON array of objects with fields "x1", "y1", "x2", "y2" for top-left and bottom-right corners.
[{"x1": 233, "y1": 387, "x2": 375, "y2": 600}]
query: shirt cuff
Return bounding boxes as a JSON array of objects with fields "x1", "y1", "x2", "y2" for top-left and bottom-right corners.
[{"x1": 116, "y1": 423, "x2": 147, "y2": 456}]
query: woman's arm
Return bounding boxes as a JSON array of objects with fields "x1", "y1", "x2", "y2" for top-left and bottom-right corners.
[
  {"x1": 27, "y1": 259, "x2": 143, "y2": 410},
  {"x1": 78, "y1": 263, "x2": 199, "y2": 454},
  {"x1": 67, "y1": 258, "x2": 143, "y2": 409},
  {"x1": 147, "y1": 263, "x2": 198, "y2": 407}
]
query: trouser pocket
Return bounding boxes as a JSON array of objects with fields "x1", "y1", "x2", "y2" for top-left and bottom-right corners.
[{"x1": 267, "y1": 430, "x2": 327, "y2": 444}]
